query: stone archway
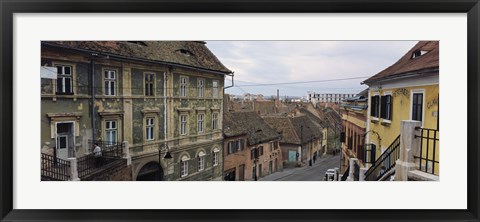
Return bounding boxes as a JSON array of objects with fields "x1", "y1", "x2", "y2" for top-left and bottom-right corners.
[{"x1": 136, "y1": 161, "x2": 164, "y2": 181}]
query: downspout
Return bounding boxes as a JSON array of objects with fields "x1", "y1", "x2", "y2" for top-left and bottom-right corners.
[
  {"x1": 221, "y1": 72, "x2": 233, "y2": 180},
  {"x1": 224, "y1": 73, "x2": 234, "y2": 89},
  {"x1": 121, "y1": 62, "x2": 125, "y2": 142},
  {"x1": 90, "y1": 56, "x2": 96, "y2": 146},
  {"x1": 163, "y1": 71, "x2": 168, "y2": 178},
  {"x1": 164, "y1": 71, "x2": 167, "y2": 145}
]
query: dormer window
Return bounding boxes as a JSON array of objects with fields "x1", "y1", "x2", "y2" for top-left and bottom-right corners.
[
  {"x1": 412, "y1": 50, "x2": 428, "y2": 58},
  {"x1": 176, "y1": 49, "x2": 194, "y2": 57}
]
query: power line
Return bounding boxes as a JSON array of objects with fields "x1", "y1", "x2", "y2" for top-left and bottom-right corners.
[{"x1": 233, "y1": 76, "x2": 370, "y2": 87}]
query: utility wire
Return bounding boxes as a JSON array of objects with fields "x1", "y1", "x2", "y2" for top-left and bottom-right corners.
[{"x1": 233, "y1": 76, "x2": 370, "y2": 87}]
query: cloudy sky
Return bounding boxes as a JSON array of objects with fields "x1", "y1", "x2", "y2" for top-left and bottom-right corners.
[{"x1": 206, "y1": 41, "x2": 417, "y2": 98}]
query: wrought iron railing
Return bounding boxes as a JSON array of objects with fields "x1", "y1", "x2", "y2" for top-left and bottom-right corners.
[
  {"x1": 353, "y1": 161, "x2": 360, "y2": 181},
  {"x1": 364, "y1": 135, "x2": 400, "y2": 181},
  {"x1": 78, "y1": 141, "x2": 124, "y2": 179},
  {"x1": 41, "y1": 153, "x2": 71, "y2": 181},
  {"x1": 414, "y1": 127, "x2": 439, "y2": 175},
  {"x1": 341, "y1": 165, "x2": 350, "y2": 181}
]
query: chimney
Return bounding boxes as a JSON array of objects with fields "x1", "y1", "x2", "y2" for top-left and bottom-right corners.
[{"x1": 276, "y1": 89, "x2": 280, "y2": 108}]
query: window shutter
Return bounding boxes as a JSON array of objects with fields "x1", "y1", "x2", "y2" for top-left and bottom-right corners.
[
  {"x1": 370, "y1": 96, "x2": 375, "y2": 116},
  {"x1": 371, "y1": 144, "x2": 376, "y2": 165},
  {"x1": 380, "y1": 96, "x2": 387, "y2": 119},
  {"x1": 388, "y1": 95, "x2": 393, "y2": 120}
]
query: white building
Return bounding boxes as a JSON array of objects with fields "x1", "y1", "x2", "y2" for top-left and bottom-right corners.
[{"x1": 307, "y1": 92, "x2": 356, "y2": 104}]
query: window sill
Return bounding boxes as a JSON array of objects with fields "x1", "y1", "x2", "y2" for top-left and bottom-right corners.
[
  {"x1": 381, "y1": 120, "x2": 392, "y2": 126},
  {"x1": 371, "y1": 118, "x2": 379, "y2": 123}
]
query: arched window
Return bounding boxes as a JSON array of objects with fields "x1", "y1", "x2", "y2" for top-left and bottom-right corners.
[
  {"x1": 197, "y1": 151, "x2": 205, "y2": 171},
  {"x1": 180, "y1": 155, "x2": 190, "y2": 177}
]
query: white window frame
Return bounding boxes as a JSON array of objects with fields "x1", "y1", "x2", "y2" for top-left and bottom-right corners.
[
  {"x1": 212, "y1": 112, "x2": 218, "y2": 130},
  {"x1": 181, "y1": 160, "x2": 189, "y2": 177},
  {"x1": 104, "y1": 69, "x2": 117, "y2": 96},
  {"x1": 410, "y1": 89, "x2": 425, "y2": 127},
  {"x1": 197, "y1": 79, "x2": 204, "y2": 98},
  {"x1": 55, "y1": 65, "x2": 73, "y2": 94},
  {"x1": 144, "y1": 72, "x2": 155, "y2": 96},
  {"x1": 213, "y1": 150, "x2": 219, "y2": 166},
  {"x1": 180, "y1": 114, "x2": 188, "y2": 136},
  {"x1": 180, "y1": 76, "x2": 187, "y2": 97},
  {"x1": 212, "y1": 80, "x2": 219, "y2": 98},
  {"x1": 198, "y1": 153, "x2": 205, "y2": 171},
  {"x1": 197, "y1": 114, "x2": 204, "y2": 133},
  {"x1": 105, "y1": 120, "x2": 118, "y2": 144},
  {"x1": 146, "y1": 117, "x2": 155, "y2": 141}
]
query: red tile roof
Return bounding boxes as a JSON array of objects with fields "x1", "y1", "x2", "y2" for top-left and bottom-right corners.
[{"x1": 363, "y1": 41, "x2": 439, "y2": 84}]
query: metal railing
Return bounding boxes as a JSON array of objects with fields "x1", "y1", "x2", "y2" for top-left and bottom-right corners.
[
  {"x1": 414, "y1": 127, "x2": 439, "y2": 175},
  {"x1": 41, "y1": 153, "x2": 71, "y2": 181},
  {"x1": 364, "y1": 135, "x2": 400, "y2": 181},
  {"x1": 78, "y1": 141, "x2": 124, "y2": 179},
  {"x1": 341, "y1": 165, "x2": 350, "y2": 181}
]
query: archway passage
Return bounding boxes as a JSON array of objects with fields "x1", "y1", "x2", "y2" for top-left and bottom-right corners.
[{"x1": 136, "y1": 162, "x2": 164, "y2": 181}]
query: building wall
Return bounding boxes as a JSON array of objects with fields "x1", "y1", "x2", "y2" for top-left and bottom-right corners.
[
  {"x1": 367, "y1": 83, "x2": 439, "y2": 170},
  {"x1": 341, "y1": 107, "x2": 367, "y2": 172},
  {"x1": 41, "y1": 45, "x2": 226, "y2": 181},
  {"x1": 223, "y1": 135, "x2": 249, "y2": 181}
]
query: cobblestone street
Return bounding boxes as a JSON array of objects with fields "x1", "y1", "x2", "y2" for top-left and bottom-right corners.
[{"x1": 260, "y1": 154, "x2": 341, "y2": 181}]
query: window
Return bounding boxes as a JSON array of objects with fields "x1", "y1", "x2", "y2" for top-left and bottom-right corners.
[
  {"x1": 104, "y1": 70, "x2": 116, "y2": 96},
  {"x1": 237, "y1": 139, "x2": 244, "y2": 152},
  {"x1": 56, "y1": 65, "x2": 73, "y2": 94},
  {"x1": 180, "y1": 115, "x2": 187, "y2": 135},
  {"x1": 180, "y1": 77, "x2": 187, "y2": 97},
  {"x1": 380, "y1": 95, "x2": 393, "y2": 120},
  {"x1": 105, "y1": 120, "x2": 117, "y2": 143},
  {"x1": 212, "y1": 113, "x2": 218, "y2": 130},
  {"x1": 412, "y1": 93, "x2": 424, "y2": 122},
  {"x1": 212, "y1": 80, "x2": 219, "y2": 98},
  {"x1": 146, "y1": 118, "x2": 154, "y2": 141},
  {"x1": 259, "y1": 146, "x2": 264, "y2": 156},
  {"x1": 251, "y1": 148, "x2": 256, "y2": 160},
  {"x1": 57, "y1": 135, "x2": 68, "y2": 149},
  {"x1": 145, "y1": 73, "x2": 155, "y2": 96},
  {"x1": 370, "y1": 95, "x2": 380, "y2": 118},
  {"x1": 213, "y1": 150, "x2": 219, "y2": 166},
  {"x1": 197, "y1": 114, "x2": 204, "y2": 133},
  {"x1": 412, "y1": 50, "x2": 428, "y2": 58},
  {"x1": 198, "y1": 153, "x2": 205, "y2": 171},
  {"x1": 197, "y1": 79, "x2": 204, "y2": 97},
  {"x1": 181, "y1": 160, "x2": 188, "y2": 177},
  {"x1": 228, "y1": 141, "x2": 235, "y2": 155}
]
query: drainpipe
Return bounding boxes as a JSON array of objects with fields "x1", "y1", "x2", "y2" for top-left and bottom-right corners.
[
  {"x1": 164, "y1": 71, "x2": 168, "y2": 165},
  {"x1": 220, "y1": 72, "x2": 234, "y2": 181},
  {"x1": 90, "y1": 56, "x2": 96, "y2": 147},
  {"x1": 224, "y1": 73, "x2": 234, "y2": 89}
]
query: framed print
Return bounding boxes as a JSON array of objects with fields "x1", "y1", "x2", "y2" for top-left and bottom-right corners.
[{"x1": 1, "y1": 0, "x2": 479, "y2": 221}]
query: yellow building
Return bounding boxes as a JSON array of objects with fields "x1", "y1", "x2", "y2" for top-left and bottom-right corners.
[
  {"x1": 340, "y1": 89, "x2": 368, "y2": 174},
  {"x1": 363, "y1": 41, "x2": 439, "y2": 178}
]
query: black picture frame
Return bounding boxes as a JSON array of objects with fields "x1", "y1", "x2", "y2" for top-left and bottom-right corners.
[{"x1": 1, "y1": 0, "x2": 479, "y2": 221}]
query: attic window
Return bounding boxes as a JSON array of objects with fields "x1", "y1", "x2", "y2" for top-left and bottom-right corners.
[
  {"x1": 176, "y1": 49, "x2": 194, "y2": 57},
  {"x1": 126, "y1": 41, "x2": 147, "y2": 46},
  {"x1": 412, "y1": 50, "x2": 428, "y2": 58}
]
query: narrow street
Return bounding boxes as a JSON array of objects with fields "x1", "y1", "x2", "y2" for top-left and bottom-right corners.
[{"x1": 260, "y1": 154, "x2": 341, "y2": 181}]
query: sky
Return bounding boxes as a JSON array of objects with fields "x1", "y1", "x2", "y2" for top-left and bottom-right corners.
[{"x1": 206, "y1": 41, "x2": 417, "y2": 98}]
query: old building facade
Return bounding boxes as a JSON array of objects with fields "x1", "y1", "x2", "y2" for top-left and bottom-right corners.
[
  {"x1": 340, "y1": 89, "x2": 368, "y2": 174},
  {"x1": 223, "y1": 111, "x2": 282, "y2": 181},
  {"x1": 362, "y1": 41, "x2": 439, "y2": 180},
  {"x1": 40, "y1": 41, "x2": 232, "y2": 181}
]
